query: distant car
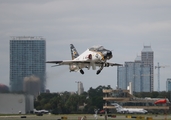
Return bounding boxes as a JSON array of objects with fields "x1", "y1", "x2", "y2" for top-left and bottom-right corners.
[{"x1": 99, "y1": 110, "x2": 105, "y2": 114}]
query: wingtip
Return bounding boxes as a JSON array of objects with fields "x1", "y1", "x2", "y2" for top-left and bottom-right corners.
[{"x1": 116, "y1": 63, "x2": 123, "y2": 66}]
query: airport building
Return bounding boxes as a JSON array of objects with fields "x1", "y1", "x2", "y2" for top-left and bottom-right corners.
[
  {"x1": 0, "y1": 93, "x2": 34, "y2": 114},
  {"x1": 103, "y1": 89, "x2": 170, "y2": 113},
  {"x1": 166, "y1": 78, "x2": 171, "y2": 92},
  {"x1": 10, "y1": 36, "x2": 46, "y2": 93}
]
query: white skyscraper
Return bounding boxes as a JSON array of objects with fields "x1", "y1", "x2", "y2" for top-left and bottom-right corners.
[
  {"x1": 76, "y1": 81, "x2": 84, "y2": 95},
  {"x1": 141, "y1": 46, "x2": 154, "y2": 92}
]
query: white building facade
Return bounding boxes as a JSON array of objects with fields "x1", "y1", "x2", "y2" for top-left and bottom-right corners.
[{"x1": 0, "y1": 93, "x2": 34, "y2": 114}]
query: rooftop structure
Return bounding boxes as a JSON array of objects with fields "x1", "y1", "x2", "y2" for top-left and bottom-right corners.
[
  {"x1": 135, "y1": 55, "x2": 141, "y2": 62},
  {"x1": 10, "y1": 36, "x2": 45, "y2": 40},
  {"x1": 141, "y1": 46, "x2": 153, "y2": 52}
]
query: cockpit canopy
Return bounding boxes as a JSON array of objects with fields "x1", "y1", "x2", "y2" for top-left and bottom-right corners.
[
  {"x1": 89, "y1": 45, "x2": 113, "y2": 60},
  {"x1": 89, "y1": 45, "x2": 107, "y2": 51}
]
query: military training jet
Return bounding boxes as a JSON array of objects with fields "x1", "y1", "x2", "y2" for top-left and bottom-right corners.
[{"x1": 46, "y1": 44, "x2": 122, "y2": 75}]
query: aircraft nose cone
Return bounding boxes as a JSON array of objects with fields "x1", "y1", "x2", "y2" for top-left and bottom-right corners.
[
  {"x1": 102, "y1": 50, "x2": 112, "y2": 60},
  {"x1": 107, "y1": 51, "x2": 112, "y2": 59}
]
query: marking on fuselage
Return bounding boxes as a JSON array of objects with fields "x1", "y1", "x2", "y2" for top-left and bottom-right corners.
[
  {"x1": 95, "y1": 54, "x2": 98, "y2": 58},
  {"x1": 94, "y1": 51, "x2": 104, "y2": 61}
]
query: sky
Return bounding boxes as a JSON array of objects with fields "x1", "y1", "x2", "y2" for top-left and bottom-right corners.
[{"x1": 0, "y1": 0, "x2": 171, "y2": 92}]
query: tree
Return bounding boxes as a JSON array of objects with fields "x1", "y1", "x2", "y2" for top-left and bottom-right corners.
[{"x1": 34, "y1": 85, "x2": 111, "y2": 114}]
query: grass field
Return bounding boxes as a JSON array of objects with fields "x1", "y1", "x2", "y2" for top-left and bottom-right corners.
[{"x1": 0, "y1": 114, "x2": 171, "y2": 120}]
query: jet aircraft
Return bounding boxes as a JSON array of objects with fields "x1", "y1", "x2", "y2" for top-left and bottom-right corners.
[
  {"x1": 34, "y1": 109, "x2": 49, "y2": 114},
  {"x1": 154, "y1": 98, "x2": 167, "y2": 104},
  {"x1": 112, "y1": 103, "x2": 148, "y2": 114},
  {"x1": 46, "y1": 44, "x2": 122, "y2": 75}
]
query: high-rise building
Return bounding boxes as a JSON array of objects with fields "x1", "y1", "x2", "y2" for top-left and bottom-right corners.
[
  {"x1": 10, "y1": 36, "x2": 46, "y2": 93},
  {"x1": 76, "y1": 81, "x2": 84, "y2": 95},
  {"x1": 117, "y1": 56, "x2": 151, "y2": 92},
  {"x1": 141, "y1": 46, "x2": 154, "y2": 92},
  {"x1": 166, "y1": 78, "x2": 171, "y2": 92}
]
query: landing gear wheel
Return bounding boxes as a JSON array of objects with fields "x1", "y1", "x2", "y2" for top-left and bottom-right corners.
[
  {"x1": 80, "y1": 69, "x2": 84, "y2": 74},
  {"x1": 96, "y1": 70, "x2": 101, "y2": 75}
]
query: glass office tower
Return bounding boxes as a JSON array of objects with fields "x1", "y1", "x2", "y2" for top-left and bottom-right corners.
[
  {"x1": 10, "y1": 36, "x2": 46, "y2": 93},
  {"x1": 117, "y1": 56, "x2": 151, "y2": 92}
]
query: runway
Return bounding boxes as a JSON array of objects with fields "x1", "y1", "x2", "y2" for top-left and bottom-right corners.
[{"x1": 0, "y1": 114, "x2": 171, "y2": 120}]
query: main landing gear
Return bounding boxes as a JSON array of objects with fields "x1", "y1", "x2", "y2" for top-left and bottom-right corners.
[{"x1": 96, "y1": 63, "x2": 110, "y2": 75}]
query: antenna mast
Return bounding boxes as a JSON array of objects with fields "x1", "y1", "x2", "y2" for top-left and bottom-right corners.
[{"x1": 155, "y1": 62, "x2": 166, "y2": 92}]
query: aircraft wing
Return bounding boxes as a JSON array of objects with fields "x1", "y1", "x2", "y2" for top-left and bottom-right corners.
[
  {"x1": 46, "y1": 60, "x2": 90, "y2": 65},
  {"x1": 46, "y1": 60, "x2": 122, "y2": 67},
  {"x1": 95, "y1": 62, "x2": 123, "y2": 67},
  {"x1": 107, "y1": 62, "x2": 123, "y2": 66}
]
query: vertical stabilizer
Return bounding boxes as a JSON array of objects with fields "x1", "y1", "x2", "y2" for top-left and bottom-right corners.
[
  {"x1": 112, "y1": 103, "x2": 122, "y2": 111},
  {"x1": 70, "y1": 44, "x2": 79, "y2": 60}
]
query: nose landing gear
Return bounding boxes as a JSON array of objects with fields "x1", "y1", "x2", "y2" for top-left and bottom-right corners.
[
  {"x1": 96, "y1": 64, "x2": 104, "y2": 75},
  {"x1": 80, "y1": 69, "x2": 84, "y2": 74}
]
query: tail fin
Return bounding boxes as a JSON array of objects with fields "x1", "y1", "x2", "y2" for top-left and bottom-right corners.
[
  {"x1": 70, "y1": 44, "x2": 79, "y2": 60},
  {"x1": 112, "y1": 103, "x2": 122, "y2": 111}
]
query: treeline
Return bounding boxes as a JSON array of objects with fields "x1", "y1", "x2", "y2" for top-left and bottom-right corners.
[
  {"x1": 34, "y1": 85, "x2": 171, "y2": 114},
  {"x1": 34, "y1": 85, "x2": 111, "y2": 114}
]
